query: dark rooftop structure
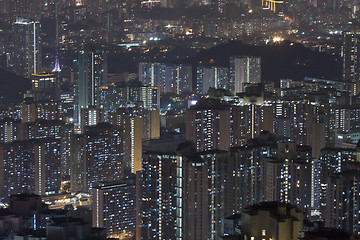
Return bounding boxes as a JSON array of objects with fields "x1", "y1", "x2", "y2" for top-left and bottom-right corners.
[{"x1": 301, "y1": 222, "x2": 354, "y2": 240}]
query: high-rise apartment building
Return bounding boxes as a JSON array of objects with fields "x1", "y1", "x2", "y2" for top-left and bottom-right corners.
[
  {"x1": 141, "y1": 148, "x2": 233, "y2": 240},
  {"x1": 343, "y1": 28, "x2": 360, "y2": 95},
  {"x1": 0, "y1": 119, "x2": 21, "y2": 143},
  {"x1": 228, "y1": 134, "x2": 312, "y2": 215},
  {"x1": 139, "y1": 62, "x2": 192, "y2": 94},
  {"x1": 318, "y1": 147, "x2": 359, "y2": 218},
  {"x1": 31, "y1": 73, "x2": 60, "y2": 101},
  {"x1": 0, "y1": 138, "x2": 61, "y2": 200},
  {"x1": 110, "y1": 107, "x2": 160, "y2": 174},
  {"x1": 21, "y1": 98, "x2": 63, "y2": 124},
  {"x1": 119, "y1": 111, "x2": 143, "y2": 175},
  {"x1": 139, "y1": 132, "x2": 321, "y2": 239},
  {"x1": 186, "y1": 99, "x2": 231, "y2": 151},
  {"x1": 231, "y1": 104, "x2": 268, "y2": 146},
  {"x1": 142, "y1": 108, "x2": 160, "y2": 140},
  {"x1": 275, "y1": 142, "x2": 312, "y2": 213},
  {"x1": 2, "y1": 0, "x2": 42, "y2": 22},
  {"x1": 71, "y1": 105, "x2": 160, "y2": 193},
  {"x1": 141, "y1": 86, "x2": 160, "y2": 110},
  {"x1": 11, "y1": 18, "x2": 41, "y2": 78},
  {"x1": 228, "y1": 133, "x2": 277, "y2": 212},
  {"x1": 80, "y1": 106, "x2": 105, "y2": 133},
  {"x1": 177, "y1": 150, "x2": 231, "y2": 240},
  {"x1": 138, "y1": 62, "x2": 165, "y2": 91},
  {"x1": 229, "y1": 56, "x2": 261, "y2": 93},
  {"x1": 324, "y1": 170, "x2": 360, "y2": 236},
  {"x1": 98, "y1": 82, "x2": 159, "y2": 112},
  {"x1": 21, "y1": 119, "x2": 65, "y2": 141},
  {"x1": 273, "y1": 100, "x2": 326, "y2": 151},
  {"x1": 74, "y1": 46, "x2": 107, "y2": 124},
  {"x1": 70, "y1": 123, "x2": 124, "y2": 192},
  {"x1": 196, "y1": 66, "x2": 229, "y2": 94},
  {"x1": 171, "y1": 64, "x2": 193, "y2": 94},
  {"x1": 141, "y1": 152, "x2": 178, "y2": 240},
  {"x1": 92, "y1": 179, "x2": 136, "y2": 239}
]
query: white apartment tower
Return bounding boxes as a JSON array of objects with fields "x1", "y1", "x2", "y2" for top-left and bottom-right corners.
[{"x1": 230, "y1": 56, "x2": 261, "y2": 93}]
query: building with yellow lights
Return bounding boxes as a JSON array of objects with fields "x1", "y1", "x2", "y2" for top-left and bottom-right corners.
[
  {"x1": 241, "y1": 202, "x2": 305, "y2": 240},
  {"x1": 262, "y1": 0, "x2": 284, "y2": 13},
  {"x1": 31, "y1": 73, "x2": 60, "y2": 101}
]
